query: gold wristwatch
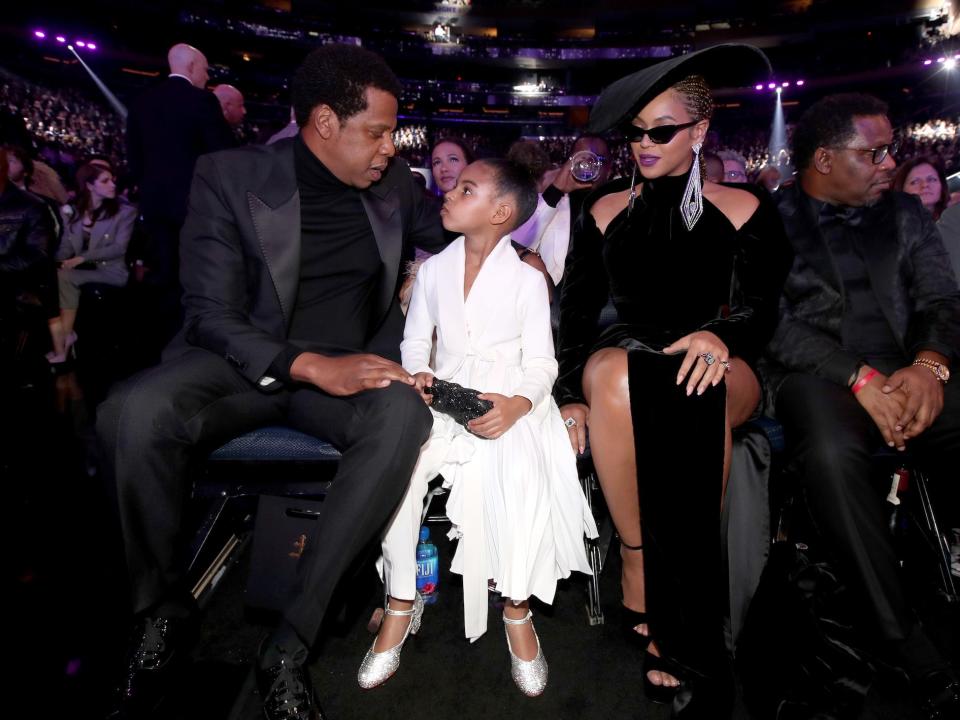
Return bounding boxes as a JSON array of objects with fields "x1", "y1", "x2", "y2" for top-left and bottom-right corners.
[{"x1": 913, "y1": 357, "x2": 951, "y2": 384}]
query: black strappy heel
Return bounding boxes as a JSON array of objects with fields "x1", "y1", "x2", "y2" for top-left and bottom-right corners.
[
  {"x1": 643, "y1": 649, "x2": 683, "y2": 705},
  {"x1": 620, "y1": 540, "x2": 652, "y2": 652}
]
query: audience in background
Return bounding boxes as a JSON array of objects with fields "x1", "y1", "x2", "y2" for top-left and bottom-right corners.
[
  {"x1": 48, "y1": 162, "x2": 136, "y2": 363},
  {"x1": 894, "y1": 155, "x2": 951, "y2": 220}
]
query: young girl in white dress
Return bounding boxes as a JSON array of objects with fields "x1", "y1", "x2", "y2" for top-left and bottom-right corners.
[{"x1": 357, "y1": 159, "x2": 598, "y2": 697}]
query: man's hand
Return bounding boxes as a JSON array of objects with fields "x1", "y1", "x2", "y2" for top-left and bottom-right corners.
[
  {"x1": 61, "y1": 256, "x2": 86, "y2": 269},
  {"x1": 559, "y1": 403, "x2": 589, "y2": 455},
  {"x1": 467, "y1": 393, "x2": 532, "y2": 439},
  {"x1": 882, "y1": 364, "x2": 945, "y2": 440},
  {"x1": 551, "y1": 158, "x2": 595, "y2": 194},
  {"x1": 853, "y1": 368, "x2": 908, "y2": 449},
  {"x1": 290, "y1": 352, "x2": 414, "y2": 396},
  {"x1": 412, "y1": 371, "x2": 434, "y2": 405}
]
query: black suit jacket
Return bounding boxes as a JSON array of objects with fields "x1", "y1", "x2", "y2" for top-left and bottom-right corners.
[
  {"x1": 166, "y1": 138, "x2": 446, "y2": 389},
  {"x1": 761, "y1": 182, "x2": 960, "y2": 412},
  {"x1": 126, "y1": 76, "x2": 233, "y2": 226}
]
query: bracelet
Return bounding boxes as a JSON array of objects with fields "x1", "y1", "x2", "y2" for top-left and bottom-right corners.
[{"x1": 851, "y1": 368, "x2": 878, "y2": 395}]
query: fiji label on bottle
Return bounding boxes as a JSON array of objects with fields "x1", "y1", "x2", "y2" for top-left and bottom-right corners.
[{"x1": 416, "y1": 555, "x2": 438, "y2": 595}]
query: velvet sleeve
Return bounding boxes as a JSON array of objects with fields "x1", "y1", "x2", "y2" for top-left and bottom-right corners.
[
  {"x1": 698, "y1": 191, "x2": 794, "y2": 364},
  {"x1": 554, "y1": 205, "x2": 611, "y2": 406}
]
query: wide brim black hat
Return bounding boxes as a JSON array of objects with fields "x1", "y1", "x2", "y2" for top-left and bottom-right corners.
[{"x1": 588, "y1": 43, "x2": 772, "y2": 133}]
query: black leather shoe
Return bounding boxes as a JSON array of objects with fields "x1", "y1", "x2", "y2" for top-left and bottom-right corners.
[
  {"x1": 116, "y1": 615, "x2": 194, "y2": 715},
  {"x1": 918, "y1": 669, "x2": 960, "y2": 719},
  {"x1": 256, "y1": 655, "x2": 325, "y2": 720}
]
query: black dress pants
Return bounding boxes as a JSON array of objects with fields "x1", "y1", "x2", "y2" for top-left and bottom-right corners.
[
  {"x1": 775, "y1": 373, "x2": 960, "y2": 647},
  {"x1": 96, "y1": 347, "x2": 432, "y2": 646}
]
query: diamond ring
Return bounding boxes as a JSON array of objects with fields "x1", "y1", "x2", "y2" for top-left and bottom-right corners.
[{"x1": 564, "y1": 417, "x2": 577, "y2": 429}]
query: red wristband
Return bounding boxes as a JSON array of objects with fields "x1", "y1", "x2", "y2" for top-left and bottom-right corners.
[{"x1": 851, "y1": 368, "x2": 878, "y2": 395}]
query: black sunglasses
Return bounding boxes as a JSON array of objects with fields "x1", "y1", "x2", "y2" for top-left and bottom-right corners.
[{"x1": 622, "y1": 120, "x2": 700, "y2": 144}]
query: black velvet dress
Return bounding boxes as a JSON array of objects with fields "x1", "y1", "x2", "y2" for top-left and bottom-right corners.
[{"x1": 555, "y1": 168, "x2": 792, "y2": 680}]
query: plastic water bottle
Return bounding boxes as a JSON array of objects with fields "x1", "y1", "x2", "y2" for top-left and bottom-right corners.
[{"x1": 416, "y1": 526, "x2": 439, "y2": 604}]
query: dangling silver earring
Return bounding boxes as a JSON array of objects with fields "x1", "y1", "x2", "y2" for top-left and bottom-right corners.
[
  {"x1": 680, "y1": 142, "x2": 703, "y2": 230},
  {"x1": 627, "y1": 164, "x2": 638, "y2": 216}
]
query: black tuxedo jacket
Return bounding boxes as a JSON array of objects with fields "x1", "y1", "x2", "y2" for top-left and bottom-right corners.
[
  {"x1": 126, "y1": 76, "x2": 233, "y2": 226},
  {"x1": 761, "y1": 182, "x2": 960, "y2": 410},
  {"x1": 167, "y1": 138, "x2": 446, "y2": 389}
]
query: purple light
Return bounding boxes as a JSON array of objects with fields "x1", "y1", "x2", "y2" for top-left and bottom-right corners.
[
  {"x1": 87, "y1": 42, "x2": 96, "y2": 50},
  {"x1": 937, "y1": 57, "x2": 945, "y2": 63},
  {"x1": 34, "y1": 30, "x2": 45, "y2": 39},
  {"x1": 754, "y1": 84, "x2": 763, "y2": 91},
  {"x1": 782, "y1": 81, "x2": 790, "y2": 87},
  {"x1": 76, "y1": 41, "x2": 86, "y2": 48},
  {"x1": 796, "y1": 79, "x2": 805, "y2": 86},
  {"x1": 767, "y1": 82, "x2": 776, "y2": 89},
  {"x1": 924, "y1": 59, "x2": 933, "y2": 66},
  {"x1": 55, "y1": 35, "x2": 66, "y2": 43}
]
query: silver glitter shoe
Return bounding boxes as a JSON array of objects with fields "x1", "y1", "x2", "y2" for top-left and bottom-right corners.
[
  {"x1": 357, "y1": 593, "x2": 423, "y2": 689},
  {"x1": 502, "y1": 610, "x2": 548, "y2": 697}
]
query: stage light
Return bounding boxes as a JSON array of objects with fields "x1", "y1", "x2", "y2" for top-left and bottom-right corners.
[
  {"x1": 755, "y1": 84, "x2": 763, "y2": 91},
  {"x1": 55, "y1": 35, "x2": 66, "y2": 43},
  {"x1": 946, "y1": 58, "x2": 958, "y2": 70},
  {"x1": 76, "y1": 41, "x2": 86, "y2": 48},
  {"x1": 767, "y1": 82, "x2": 776, "y2": 89},
  {"x1": 67, "y1": 44, "x2": 74, "y2": 51},
  {"x1": 782, "y1": 81, "x2": 790, "y2": 87},
  {"x1": 924, "y1": 59, "x2": 933, "y2": 66},
  {"x1": 937, "y1": 57, "x2": 945, "y2": 63},
  {"x1": 776, "y1": 86, "x2": 782, "y2": 94},
  {"x1": 34, "y1": 30, "x2": 45, "y2": 39},
  {"x1": 796, "y1": 79, "x2": 805, "y2": 86},
  {"x1": 87, "y1": 43, "x2": 96, "y2": 50}
]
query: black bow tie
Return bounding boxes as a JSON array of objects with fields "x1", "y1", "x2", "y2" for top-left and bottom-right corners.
[{"x1": 819, "y1": 202, "x2": 867, "y2": 227}]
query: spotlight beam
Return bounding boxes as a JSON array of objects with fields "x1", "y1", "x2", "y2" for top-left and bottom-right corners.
[{"x1": 66, "y1": 44, "x2": 127, "y2": 120}]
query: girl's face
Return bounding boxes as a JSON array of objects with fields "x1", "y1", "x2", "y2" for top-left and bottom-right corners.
[
  {"x1": 431, "y1": 141, "x2": 467, "y2": 193},
  {"x1": 903, "y1": 163, "x2": 942, "y2": 210},
  {"x1": 87, "y1": 171, "x2": 116, "y2": 201},
  {"x1": 626, "y1": 88, "x2": 708, "y2": 180},
  {"x1": 441, "y1": 161, "x2": 505, "y2": 235}
]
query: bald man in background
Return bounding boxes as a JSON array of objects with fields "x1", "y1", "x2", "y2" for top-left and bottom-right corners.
[
  {"x1": 126, "y1": 43, "x2": 233, "y2": 352},
  {"x1": 213, "y1": 83, "x2": 247, "y2": 143}
]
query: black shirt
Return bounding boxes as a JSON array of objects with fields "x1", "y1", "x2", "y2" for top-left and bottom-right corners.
[
  {"x1": 268, "y1": 136, "x2": 382, "y2": 381},
  {"x1": 811, "y1": 195, "x2": 905, "y2": 373}
]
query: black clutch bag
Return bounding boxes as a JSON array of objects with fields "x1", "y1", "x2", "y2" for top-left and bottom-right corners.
[{"x1": 425, "y1": 378, "x2": 493, "y2": 428}]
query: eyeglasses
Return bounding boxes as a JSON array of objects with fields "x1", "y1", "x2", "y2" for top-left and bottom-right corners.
[
  {"x1": 622, "y1": 120, "x2": 700, "y2": 145},
  {"x1": 835, "y1": 139, "x2": 900, "y2": 165},
  {"x1": 724, "y1": 170, "x2": 747, "y2": 180}
]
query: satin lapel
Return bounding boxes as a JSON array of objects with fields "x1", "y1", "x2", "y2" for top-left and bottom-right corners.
[
  {"x1": 464, "y1": 236, "x2": 513, "y2": 344},
  {"x1": 361, "y1": 186, "x2": 402, "y2": 321},
  {"x1": 437, "y1": 238, "x2": 467, "y2": 353},
  {"x1": 780, "y1": 185, "x2": 842, "y2": 293},
  {"x1": 247, "y1": 190, "x2": 301, "y2": 328},
  {"x1": 858, "y1": 202, "x2": 907, "y2": 350}
]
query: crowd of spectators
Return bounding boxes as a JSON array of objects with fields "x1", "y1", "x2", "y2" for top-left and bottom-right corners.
[{"x1": 0, "y1": 73, "x2": 125, "y2": 168}]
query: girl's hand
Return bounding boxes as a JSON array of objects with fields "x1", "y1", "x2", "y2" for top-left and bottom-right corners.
[
  {"x1": 663, "y1": 331, "x2": 730, "y2": 396},
  {"x1": 412, "y1": 372, "x2": 434, "y2": 404},
  {"x1": 468, "y1": 393, "x2": 532, "y2": 439},
  {"x1": 559, "y1": 403, "x2": 589, "y2": 455}
]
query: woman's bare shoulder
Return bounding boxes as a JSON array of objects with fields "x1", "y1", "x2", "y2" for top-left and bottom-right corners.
[
  {"x1": 590, "y1": 188, "x2": 632, "y2": 235},
  {"x1": 704, "y1": 182, "x2": 761, "y2": 231}
]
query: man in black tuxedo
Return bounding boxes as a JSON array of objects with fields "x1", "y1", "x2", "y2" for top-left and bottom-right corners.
[
  {"x1": 126, "y1": 43, "x2": 233, "y2": 344},
  {"x1": 763, "y1": 93, "x2": 960, "y2": 715},
  {"x1": 98, "y1": 44, "x2": 445, "y2": 719}
]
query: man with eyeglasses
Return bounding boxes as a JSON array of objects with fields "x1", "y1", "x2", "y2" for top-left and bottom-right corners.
[
  {"x1": 761, "y1": 93, "x2": 960, "y2": 716},
  {"x1": 512, "y1": 134, "x2": 611, "y2": 286}
]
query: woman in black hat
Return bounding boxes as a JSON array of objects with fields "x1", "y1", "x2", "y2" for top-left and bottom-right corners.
[{"x1": 555, "y1": 45, "x2": 792, "y2": 714}]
